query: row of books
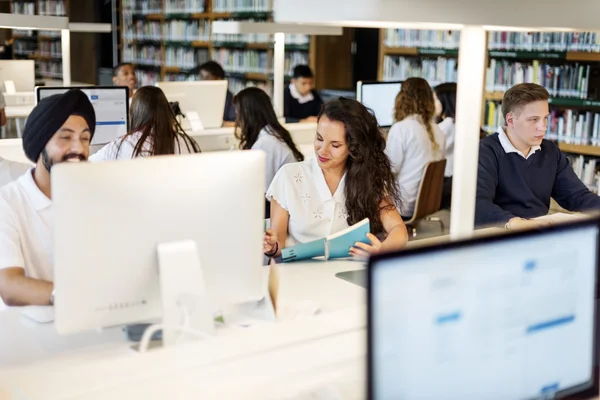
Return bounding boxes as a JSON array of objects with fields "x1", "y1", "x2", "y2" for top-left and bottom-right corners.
[
  {"x1": 383, "y1": 29, "x2": 460, "y2": 49},
  {"x1": 12, "y1": 29, "x2": 35, "y2": 37},
  {"x1": 123, "y1": 45, "x2": 163, "y2": 66},
  {"x1": 212, "y1": 32, "x2": 266, "y2": 44},
  {"x1": 567, "y1": 155, "x2": 599, "y2": 190},
  {"x1": 212, "y1": 0, "x2": 271, "y2": 12},
  {"x1": 39, "y1": 40, "x2": 62, "y2": 57},
  {"x1": 488, "y1": 31, "x2": 600, "y2": 52},
  {"x1": 164, "y1": 0, "x2": 206, "y2": 13},
  {"x1": 12, "y1": 2, "x2": 35, "y2": 14},
  {"x1": 164, "y1": 20, "x2": 210, "y2": 42},
  {"x1": 228, "y1": 78, "x2": 272, "y2": 96},
  {"x1": 136, "y1": 69, "x2": 161, "y2": 87},
  {"x1": 13, "y1": 41, "x2": 38, "y2": 55},
  {"x1": 382, "y1": 56, "x2": 457, "y2": 88},
  {"x1": 485, "y1": 59, "x2": 591, "y2": 99},
  {"x1": 37, "y1": 0, "x2": 66, "y2": 16},
  {"x1": 124, "y1": 21, "x2": 162, "y2": 41},
  {"x1": 285, "y1": 51, "x2": 309, "y2": 76},
  {"x1": 165, "y1": 48, "x2": 209, "y2": 68},
  {"x1": 212, "y1": 48, "x2": 270, "y2": 74},
  {"x1": 38, "y1": 60, "x2": 62, "y2": 79},
  {"x1": 122, "y1": 0, "x2": 162, "y2": 14}
]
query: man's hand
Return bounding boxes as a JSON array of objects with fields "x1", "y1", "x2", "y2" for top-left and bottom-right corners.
[{"x1": 506, "y1": 217, "x2": 551, "y2": 231}]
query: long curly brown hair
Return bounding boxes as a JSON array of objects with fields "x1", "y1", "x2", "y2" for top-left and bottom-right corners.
[
  {"x1": 318, "y1": 98, "x2": 402, "y2": 235},
  {"x1": 394, "y1": 77, "x2": 439, "y2": 153}
]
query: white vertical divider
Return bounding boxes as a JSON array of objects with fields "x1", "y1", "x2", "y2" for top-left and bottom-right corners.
[
  {"x1": 273, "y1": 32, "x2": 286, "y2": 117},
  {"x1": 61, "y1": 29, "x2": 71, "y2": 86},
  {"x1": 450, "y1": 25, "x2": 487, "y2": 239}
]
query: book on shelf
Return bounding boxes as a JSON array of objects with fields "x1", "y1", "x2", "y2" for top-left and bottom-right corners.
[
  {"x1": 383, "y1": 29, "x2": 460, "y2": 49},
  {"x1": 383, "y1": 55, "x2": 457, "y2": 86},
  {"x1": 212, "y1": 0, "x2": 271, "y2": 13},
  {"x1": 123, "y1": 0, "x2": 162, "y2": 14},
  {"x1": 37, "y1": 0, "x2": 66, "y2": 16},
  {"x1": 164, "y1": 0, "x2": 206, "y2": 13},
  {"x1": 211, "y1": 48, "x2": 271, "y2": 74},
  {"x1": 563, "y1": 154, "x2": 600, "y2": 191},
  {"x1": 486, "y1": 59, "x2": 590, "y2": 98},
  {"x1": 281, "y1": 218, "x2": 371, "y2": 263},
  {"x1": 488, "y1": 31, "x2": 600, "y2": 52}
]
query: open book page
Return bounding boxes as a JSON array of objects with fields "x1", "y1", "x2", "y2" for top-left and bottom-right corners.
[
  {"x1": 534, "y1": 212, "x2": 590, "y2": 224},
  {"x1": 326, "y1": 218, "x2": 371, "y2": 260}
]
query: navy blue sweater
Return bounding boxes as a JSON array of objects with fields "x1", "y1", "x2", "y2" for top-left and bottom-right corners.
[{"x1": 475, "y1": 133, "x2": 600, "y2": 227}]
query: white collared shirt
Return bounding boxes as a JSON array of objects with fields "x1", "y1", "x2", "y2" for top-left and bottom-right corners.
[
  {"x1": 89, "y1": 131, "x2": 196, "y2": 162},
  {"x1": 288, "y1": 82, "x2": 314, "y2": 104},
  {"x1": 0, "y1": 170, "x2": 53, "y2": 308},
  {"x1": 266, "y1": 157, "x2": 349, "y2": 247},
  {"x1": 252, "y1": 126, "x2": 298, "y2": 191},
  {"x1": 497, "y1": 127, "x2": 541, "y2": 159},
  {"x1": 386, "y1": 115, "x2": 446, "y2": 217},
  {"x1": 0, "y1": 157, "x2": 31, "y2": 188}
]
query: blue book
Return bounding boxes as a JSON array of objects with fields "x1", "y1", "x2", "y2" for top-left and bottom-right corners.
[{"x1": 281, "y1": 218, "x2": 371, "y2": 263}]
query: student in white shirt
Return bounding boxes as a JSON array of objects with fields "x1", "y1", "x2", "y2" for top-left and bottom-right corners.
[
  {"x1": 386, "y1": 77, "x2": 446, "y2": 218},
  {"x1": 0, "y1": 156, "x2": 30, "y2": 187},
  {"x1": 233, "y1": 87, "x2": 304, "y2": 191},
  {"x1": 434, "y1": 82, "x2": 457, "y2": 209},
  {"x1": 0, "y1": 89, "x2": 95, "y2": 307},
  {"x1": 112, "y1": 62, "x2": 137, "y2": 99},
  {"x1": 90, "y1": 86, "x2": 200, "y2": 161},
  {"x1": 263, "y1": 98, "x2": 408, "y2": 259}
]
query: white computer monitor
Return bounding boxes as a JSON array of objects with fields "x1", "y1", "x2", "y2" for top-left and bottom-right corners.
[
  {"x1": 156, "y1": 80, "x2": 228, "y2": 130},
  {"x1": 52, "y1": 151, "x2": 266, "y2": 335},
  {"x1": 0, "y1": 60, "x2": 35, "y2": 92},
  {"x1": 368, "y1": 218, "x2": 600, "y2": 400},
  {"x1": 356, "y1": 81, "x2": 402, "y2": 128},
  {"x1": 35, "y1": 86, "x2": 129, "y2": 146}
]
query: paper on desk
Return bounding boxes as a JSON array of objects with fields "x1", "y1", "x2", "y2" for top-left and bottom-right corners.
[
  {"x1": 186, "y1": 111, "x2": 204, "y2": 132},
  {"x1": 534, "y1": 212, "x2": 590, "y2": 224}
]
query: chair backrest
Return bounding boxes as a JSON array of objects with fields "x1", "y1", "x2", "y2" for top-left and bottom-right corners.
[
  {"x1": 4, "y1": 80, "x2": 16, "y2": 94},
  {"x1": 407, "y1": 159, "x2": 447, "y2": 224}
]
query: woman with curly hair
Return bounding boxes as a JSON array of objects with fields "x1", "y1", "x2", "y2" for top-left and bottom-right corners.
[
  {"x1": 263, "y1": 98, "x2": 408, "y2": 259},
  {"x1": 387, "y1": 77, "x2": 446, "y2": 218}
]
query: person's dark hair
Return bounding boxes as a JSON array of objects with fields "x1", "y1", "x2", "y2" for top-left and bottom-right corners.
[
  {"x1": 233, "y1": 87, "x2": 304, "y2": 161},
  {"x1": 112, "y1": 62, "x2": 133, "y2": 77},
  {"x1": 117, "y1": 86, "x2": 200, "y2": 158},
  {"x1": 318, "y1": 98, "x2": 402, "y2": 236},
  {"x1": 199, "y1": 60, "x2": 225, "y2": 80},
  {"x1": 434, "y1": 82, "x2": 457, "y2": 122},
  {"x1": 502, "y1": 83, "x2": 550, "y2": 122},
  {"x1": 292, "y1": 65, "x2": 314, "y2": 79}
]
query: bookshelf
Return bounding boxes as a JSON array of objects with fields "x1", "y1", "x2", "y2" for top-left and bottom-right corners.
[
  {"x1": 120, "y1": 0, "x2": 316, "y2": 95},
  {"x1": 378, "y1": 28, "x2": 600, "y2": 157}
]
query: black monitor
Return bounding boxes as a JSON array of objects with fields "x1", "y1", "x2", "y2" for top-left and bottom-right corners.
[{"x1": 368, "y1": 218, "x2": 600, "y2": 400}]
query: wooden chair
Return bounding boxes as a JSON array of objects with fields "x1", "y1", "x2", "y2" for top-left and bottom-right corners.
[{"x1": 403, "y1": 159, "x2": 447, "y2": 238}]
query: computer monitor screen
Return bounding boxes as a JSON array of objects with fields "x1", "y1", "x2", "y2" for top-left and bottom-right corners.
[
  {"x1": 356, "y1": 81, "x2": 402, "y2": 128},
  {"x1": 52, "y1": 151, "x2": 266, "y2": 335},
  {"x1": 368, "y1": 220, "x2": 600, "y2": 400},
  {"x1": 36, "y1": 86, "x2": 129, "y2": 145},
  {"x1": 156, "y1": 80, "x2": 228, "y2": 130}
]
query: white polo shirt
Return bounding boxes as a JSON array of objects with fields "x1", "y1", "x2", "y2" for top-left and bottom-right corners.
[
  {"x1": 0, "y1": 157, "x2": 31, "y2": 188},
  {"x1": 252, "y1": 126, "x2": 298, "y2": 191},
  {"x1": 497, "y1": 127, "x2": 541, "y2": 159},
  {"x1": 266, "y1": 157, "x2": 349, "y2": 247},
  {"x1": 89, "y1": 131, "x2": 196, "y2": 162},
  {"x1": 438, "y1": 117, "x2": 455, "y2": 178},
  {"x1": 0, "y1": 170, "x2": 53, "y2": 307}
]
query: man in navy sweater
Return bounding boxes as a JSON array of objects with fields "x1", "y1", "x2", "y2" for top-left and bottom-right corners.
[{"x1": 476, "y1": 83, "x2": 600, "y2": 229}]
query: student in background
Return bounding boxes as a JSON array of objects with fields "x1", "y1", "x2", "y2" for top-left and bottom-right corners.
[
  {"x1": 284, "y1": 65, "x2": 323, "y2": 123},
  {"x1": 112, "y1": 63, "x2": 137, "y2": 99},
  {"x1": 90, "y1": 86, "x2": 200, "y2": 161},
  {"x1": 0, "y1": 89, "x2": 95, "y2": 307},
  {"x1": 476, "y1": 83, "x2": 600, "y2": 229},
  {"x1": 233, "y1": 87, "x2": 304, "y2": 192},
  {"x1": 386, "y1": 77, "x2": 445, "y2": 219},
  {"x1": 199, "y1": 61, "x2": 236, "y2": 126},
  {"x1": 434, "y1": 82, "x2": 457, "y2": 209},
  {"x1": 263, "y1": 98, "x2": 408, "y2": 259}
]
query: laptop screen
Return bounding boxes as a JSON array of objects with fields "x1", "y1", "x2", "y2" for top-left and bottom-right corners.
[
  {"x1": 36, "y1": 86, "x2": 129, "y2": 145},
  {"x1": 357, "y1": 81, "x2": 401, "y2": 128},
  {"x1": 368, "y1": 221, "x2": 600, "y2": 400}
]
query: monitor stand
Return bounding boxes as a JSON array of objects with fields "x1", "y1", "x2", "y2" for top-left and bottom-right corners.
[{"x1": 157, "y1": 240, "x2": 216, "y2": 347}]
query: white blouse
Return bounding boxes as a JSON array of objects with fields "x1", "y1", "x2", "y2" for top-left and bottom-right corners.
[
  {"x1": 266, "y1": 157, "x2": 350, "y2": 247},
  {"x1": 438, "y1": 117, "x2": 455, "y2": 178},
  {"x1": 89, "y1": 131, "x2": 196, "y2": 162},
  {"x1": 252, "y1": 126, "x2": 298, "y2": 191},
  {"x1": 386, "y1": 114, "x2": 446, "y2": 217}
]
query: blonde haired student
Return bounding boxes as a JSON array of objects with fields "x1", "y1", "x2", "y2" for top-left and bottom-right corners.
[{"x1": 386, "y1": 77, "x2": 446, "y2": 218}]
